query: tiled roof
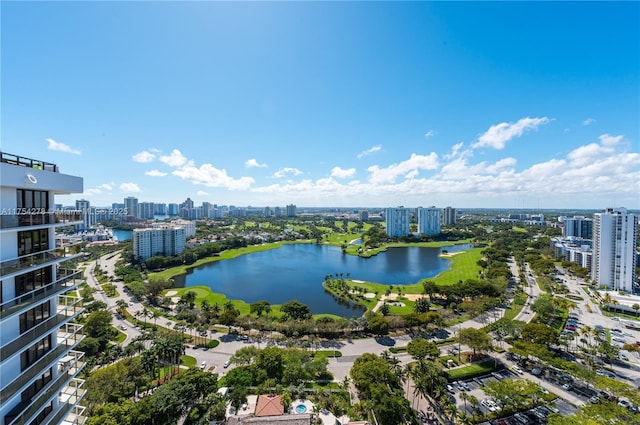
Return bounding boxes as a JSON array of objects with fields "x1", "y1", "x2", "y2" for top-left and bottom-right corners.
[{"x1": 255, "y1": 394, "x2": 285, "y2": 417}]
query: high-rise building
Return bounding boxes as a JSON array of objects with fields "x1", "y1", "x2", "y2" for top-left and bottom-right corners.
[
  {"x1": 124, "y1": 196, "x2": 138, "y2": 218},
  {"x1": 154, "y1": 203, "x2": 167, "y2": 215},
  {"x1": 562, "y1": 216, "x2": 593, "y2": 239},
  {"x1": 274, "y1": 207, "x2": 282, "y2": 218},
  {"x1": 417, "y1": 207, "x2": 441, "y2": 236},
  {"x1": 75, "y1": 199, "x2": 91, "y2": 229},
  {"x1": 385, "y1": 207, "x2": 410, "y2": 237},
  {"x1": 202, "y1": 202, "x2": 213, "y2": 218},
  {"x1": 591, "y1": 208, "x2": 638, "y2": 292},
  {"x1": 138, "y1": 202, "x2": 155, "y2": 219},
  {"x1": 442, "y1": 206, "x2": 456, "y2": 226},
  {"x1": 358, "y1": 210, "x2": 369, "y2": 222},
  {"x1": 167, "y1": 203, "x2": 179, "y2": 216},
  {"x1": 133, "y1": 225, "x2": 186, "y2": 261},
  {"x1": 286, "y1": 204, "x2": 297, "y2": 217},
  {"x1": 0, "y1": 152, "x2": 87, "y2": 425},
  {"x1": 263, "y1": 206, "x2": 271, "y2": 217}
]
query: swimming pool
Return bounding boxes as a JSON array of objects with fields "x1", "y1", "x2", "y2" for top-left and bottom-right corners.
[{"x1": 295, "y1": 404, "x2": 307, "y2": 414}]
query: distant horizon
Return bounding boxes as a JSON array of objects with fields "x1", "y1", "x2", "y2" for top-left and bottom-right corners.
[
  {"x1": 2, "y1": 2, "x2": 638, "y2": 209},
  {"x1": 56, "y1": 200, "x2": 639, "y2": 215}
]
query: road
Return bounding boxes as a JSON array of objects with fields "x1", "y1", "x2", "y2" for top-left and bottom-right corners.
[{"x1": 83, "y1": 250, "x2": 640, "y2": 411}]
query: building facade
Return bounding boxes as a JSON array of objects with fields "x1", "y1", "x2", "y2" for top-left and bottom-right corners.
[
  {"x1": 0, "y1": 152, "x2": 87, "y2": 425},
  {"x1": 286, "y1": 204, "x2": 297, "y2": 217},
  {"x1": 562, "y1": 216, "x2": 593, "y2": 239},
  {"x1": 591, "y1": 208, "x2": 638, "y2": 292},
  {"x1": 442, "y1": 206, "x2": 456, "y2": 226},
  {"x1": 417, "y1": 207, "x2": 441, "y2": 236},
  {"x1": 133, "y1": 225, "x2": 186, "y2": 261},
  {"x1": 385, "y1": 207, "x2": 410, "y2": 237},
  {"x1": 123, "y1": 196, "x2": 138, "y2": 218},
  {"x1": 138, "y1": 202, "x2": 155, "y2": 220}
]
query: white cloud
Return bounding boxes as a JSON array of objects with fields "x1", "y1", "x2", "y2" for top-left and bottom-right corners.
[
  {"x1": 273, "y1": 167, "x2": 303, "y2": 178},
  {"x1": 84, "y1": 188, "x2": 101, "y2": 195},
  {"x1": 599, "y1": 134, "x2": 623, "y2": 147},
  {"x1": 197, "y1": 190, "x2": 209, "y2": 196},
  {"x1": 46, "y1": 138, "x2": 81, "y2": 155},
  {"x1": 159, "y1": 149, "x2": 188, "y2": 167},
  {"x1": 357, "y1": 145, "x2": 382, "y2": 158},
  {"x1": 330, "y1": 166, "x2": 356, "y2": 179},
  {"x1": 367, "y1": 153, "x2": 439, "y2": 184},
  {"x1": 473, "y1": 117, "x2": 551, "y2": 150},
  {"x1": 145, "y1": 169, "x2": 168, "y2": 177},
  {"x1": 583, "y1": 118, "x2": 596, "y2": 126},
  {"x1": 120, "y1": 182, "x2": 141, "y2": 193},
  {"x1": 424, "y1": 130, "x2": 437, "y2": 138},
  {"x1": 443, "y1": 142, "x2": 465, "y2": 160},
  {"x1": 99, "y1": 183, "x2": 113, "y2": 191},
  {"x1": 173, "y1": 163, "x2": 255, "y2": 190},
  {"x1": 246, "y1": 133, "x2": 639, "y2": 208},
  {"x1": 245, "y1": 158, "x2": 268, "y2": 168},
  {"x1": 132, "y1": 150, "x2": 156, "y2": 163}
]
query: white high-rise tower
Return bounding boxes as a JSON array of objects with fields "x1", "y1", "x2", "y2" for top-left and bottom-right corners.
[
  {"x1": 0, "y1": 152, "x2": 87, "y2": 425},
  {"x1": 591, "y1": 207, "x2": 637, "y2": 292}
]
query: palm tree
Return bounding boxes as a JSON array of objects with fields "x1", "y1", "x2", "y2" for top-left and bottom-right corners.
[
  {"x1": 141, "y1": 349, "x2": 158, "y2": 380},
  {"x1": 633, "y1": 303, "x2": 640, "y2": 318},
  {"x1": 151, "y1": 310, "x2": 160, "y2": 329},
  {"x1": 141, "y1": 307, "x2": 149, "y2": 326},
  {"x1": 460, "y1": 390, "x2": 469, "y2": 414},
  {"x1": 601, "y1": 292, "x2": 613, "y2": 311},
  {"x1": 212, "y1": 302, "x2": 221, "y2": 319},
  {"x1": 115, "y1": 299, "x2": 128, "y2": 316}
]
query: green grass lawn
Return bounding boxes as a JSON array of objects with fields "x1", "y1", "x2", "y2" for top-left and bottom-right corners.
[
  {"x1": 445, "y1": 358, "x2": 502, "y2": 381},
  {"x1": 181, "y1": 355, "x2": 197, "y2": 367},
  {"x1": 504, "y1": 293, "x2": 527, "y2": 320},
  {"x1": 113, "y1": 328, "x2": 127, "y2": 343}
]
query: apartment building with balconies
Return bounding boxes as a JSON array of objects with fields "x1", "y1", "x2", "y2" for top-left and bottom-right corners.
[{"x1": 0, "y1": 152, "x2": 87, "y2": 425}]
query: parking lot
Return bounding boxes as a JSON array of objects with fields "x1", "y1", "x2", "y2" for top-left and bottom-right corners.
[{"x1": 447, "y1": 367, "x2": 578, "y2": 424}]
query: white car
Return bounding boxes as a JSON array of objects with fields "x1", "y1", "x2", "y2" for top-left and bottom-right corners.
[
  {"x1": 223, "y1": 360, "x2": 231, "y2": 368},
  {"x1": 512, "y1": 365, "x2": 524, "y2": 374},
  {"x1": 200, "y1": 361, "x2": 207, "y2": 370}
]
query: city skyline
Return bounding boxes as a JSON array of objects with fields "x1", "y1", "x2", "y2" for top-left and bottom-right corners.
[{"x1": 2, "y1": 2, "x2": 638, "y2": 209}]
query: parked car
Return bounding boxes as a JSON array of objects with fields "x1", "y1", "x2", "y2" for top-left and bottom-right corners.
[
  {"x1": 223, "y1": 360, "x2": 231, "y2": 368},
  {"x1": 512, "y1": 365, "x2": 524, "y2": 374},
  {"x1": 446, "y1": 384, "x2": 455, "y2": 393},
  {"x1": 514, "y1": 413, "x2": 531, "y2": 424}
]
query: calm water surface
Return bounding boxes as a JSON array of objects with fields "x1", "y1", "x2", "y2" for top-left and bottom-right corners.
[{"x1": 174, "y1": 243, "x2": 470, "y2": 316}]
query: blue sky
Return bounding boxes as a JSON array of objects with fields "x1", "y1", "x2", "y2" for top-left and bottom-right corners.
[{"x1": 2, "y1": 1, "x2": 638, "y2": 209}]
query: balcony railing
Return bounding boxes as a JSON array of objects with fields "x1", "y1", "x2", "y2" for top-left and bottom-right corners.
[
  {"x1": 60, "y1": 405, "x2": 87, "y2": 425},
  {"x1": 0, "y1": 323, "x2": 84, "y2": 404},
  {"x1": 0, "y1": 152, "x2": 59, "y2": 172},
  {"x1": 0, "y1": 243, "x2": 83, "y2": 278},
  {"x1": 0, "y1": 300, "x2": 83, "y2": 367},
  {"x1": 5, "y1": 354, "x2": 85, "y2": 425},
  {"x1": 47, "y1": 399, "x2": 87, "y2": 425},
  {"x1": 0, "y1": 211, "x2": 83, "y2": 230},
  {"x1": 0, "y1": 269, "x2": 83, "y2": 319}
]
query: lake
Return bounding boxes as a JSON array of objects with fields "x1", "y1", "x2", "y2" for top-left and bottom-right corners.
[
  {"x1": 173, "y1": 243, "x2": 470, "y2": 316},
  {"x1": 112, "y1": 229, "x2": 133, "y2": 241}
]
